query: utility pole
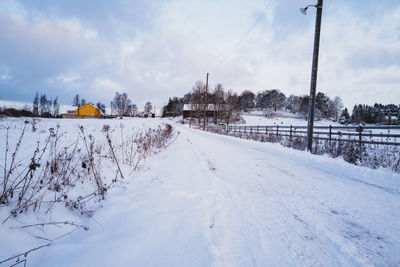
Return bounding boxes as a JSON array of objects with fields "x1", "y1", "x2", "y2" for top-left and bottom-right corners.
[
  {"x1": 306, "y1": 0, "x2": 323, "y2": 152},
  {"x1": 203, "y1": 73, "x2": 209, "y2": 131}
]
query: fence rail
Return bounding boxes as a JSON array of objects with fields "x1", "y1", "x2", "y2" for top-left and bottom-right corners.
[{"x1": 206, "y1": 124, "x2": 400, "y2": 146}]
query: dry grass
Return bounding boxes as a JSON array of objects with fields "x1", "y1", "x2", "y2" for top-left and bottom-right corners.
[{"x1": 0, "y1": 120, "x2": 175, "y2": 265}]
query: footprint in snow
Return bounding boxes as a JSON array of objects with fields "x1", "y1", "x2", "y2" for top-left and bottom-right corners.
[
  {"x1": 293, "y1": 214, "x2": 304, "y2": 223},
  {"x1": 280, "y1": 169, "x2": 295, "y2": 177},
  {"x1": 207, "y1": 160, "x2": 216, "y2": 172},
  {"x1": 209, "y1": 216, "x2": 215, "y2": 229},
  {"x1": 330, "y1": 209, "x2": 349, "y2": 216}
]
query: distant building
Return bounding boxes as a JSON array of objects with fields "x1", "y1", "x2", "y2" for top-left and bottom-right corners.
[
  {"x1": 384, "y1": 115, "x2": 398, "y2": 125},
  {"x1": 182, "y1": 104, "x2": 224, "y2": 119},
  {"x1": 136, "y1": 110, "x2": 155, "y2": 118},
  {"x1": 62, "y1": 103, "x2": 104, "y2": 119}
]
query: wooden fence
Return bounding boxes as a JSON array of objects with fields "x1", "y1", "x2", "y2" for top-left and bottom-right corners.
[{"x1": 206, "y1": 124, "x2": 400, "y2": 146}]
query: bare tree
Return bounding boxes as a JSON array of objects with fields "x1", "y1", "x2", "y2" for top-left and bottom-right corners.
[
  {"x1": 73, "y1": 94, "x2": 81, "y2": 115},
  {"x1": 223, "y1": 90, "x2": 238, "y2": 125},
  {"x1": 111, "y1": 92, "x2": 132, "y2": 117},
  {"x1": 52, "y1": 96, "x2": 60, "y2": 117},
  {"x1": 256, "y1": 89, "x2": 286, "y2": 114},
  {"x1": 299, "y1": 95, "x2": 309, "y2": 119},
  {"x1": 39, "y1": 94, "x2": 51, "y2": 116},
  {"x1": 211, "y1": 84, "x2": 225, "y2": 124},
  {"x1": 192, "y1": 81, "x2": 206, "y2": 123},
  {"x1": 328, "y1": 96, "x2": 344, "y2": 122},
  {"x1": 128, "y1": 104, "x2": 138, "y2": 116},
  {"x1": 238, "y1": 90, "x2": 255, "y2": 111},
  {"x1": 144, "y1": 101, "x2": 152, "y2": 113},
  {"x1": 286, "y1": 94, "x2": 300, "y2": 114},
  {"x1": 32, "y1": 92, "x2": 39, "y2": 116}
]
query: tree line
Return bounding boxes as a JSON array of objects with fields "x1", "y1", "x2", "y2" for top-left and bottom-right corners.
[
  {"x1": 346, "y1": 103, "x2": 400, "y2": 124},
  {"x1": 163, "y1": 80, "x2": 400, "y2": 125},
  {"x1": 71, "y1": 92, "x2": 153, "y2": 118},
  {"x1": 0, "y1": 92, "x2": 61, "y2": 118},
  {"x1": 162, "y1": 81, "x2": 242, "y2": 124},
  {"x1": 1, "y1": 91, "x2": 155, "y2": 118},
  {"x1": 109, "y1": 92, "x2": 153, "y2": 117},
  {"x1": 162, "y1": 81, "x2": 345, "y2": 123}
]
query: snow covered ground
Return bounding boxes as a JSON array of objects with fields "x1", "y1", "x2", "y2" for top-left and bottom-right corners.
[
  {"x1": 240, "y1": 111, "x2": 339, "y2": 126},
  {"x1": 1, "y1": 118, "x2": 400, "y2": 266}
]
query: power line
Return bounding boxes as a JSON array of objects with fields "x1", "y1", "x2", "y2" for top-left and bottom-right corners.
[{"x1": 210, "y1": 0, "x2": 279, "y2": 73}]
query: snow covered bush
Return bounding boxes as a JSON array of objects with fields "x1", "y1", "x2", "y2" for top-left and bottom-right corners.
[
  {"x1": 0, "y1": 118, "x2": 175, "y2": 265},
  {"x1": 284, "y1": 136, "x2": 306, "y2": 150},
  {"x1": 0, "y1": 120, "x2": 175, "y2": 220}
]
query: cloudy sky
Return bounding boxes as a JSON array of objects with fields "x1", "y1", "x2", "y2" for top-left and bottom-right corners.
[{"x1": 0, "y1": 0, "x2": 399, "y2": 111}]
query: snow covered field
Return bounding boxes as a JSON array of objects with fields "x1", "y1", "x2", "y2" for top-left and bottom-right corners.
[
  {"x1": 240, "y1": 111, "x2": 400, "y2": 144},
  {"x1": 1, "y1": 118, "x2": 400, "y2": 266},
  {"x1": 240, "y1": 111, "x2": 339, "y2": 126}
]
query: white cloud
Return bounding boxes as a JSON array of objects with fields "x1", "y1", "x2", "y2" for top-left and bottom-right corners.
[
  {"x1": 0, "y1": 0, "x2": 399, "y2": 111},
  {"x1": 48, "y1": 73, "x2": 81, "y2": 84},
  {"x1": 0, "y1": 65, "x2": 12, "y2": 80}
]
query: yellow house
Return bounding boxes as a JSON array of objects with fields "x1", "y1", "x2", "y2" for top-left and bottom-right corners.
[
  {"x1": 385, "y1": 115, "x2": 398, "y2": 125},
  {"x1": 62, "y1": 103, "x2": 104, "y2": 119}
]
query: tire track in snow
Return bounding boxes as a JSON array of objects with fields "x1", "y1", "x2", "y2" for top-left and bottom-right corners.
[
  {"x1": 178, "y1": 125, "x2": 400, "y2": 266},
  {"x1": 184, "y1": 136, "x2": 227, "y2": 263}
]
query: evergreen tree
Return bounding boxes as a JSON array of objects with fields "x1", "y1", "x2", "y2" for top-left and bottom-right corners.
[
  {"x1": 315, "y1": 92, "x2": 330, "y2": 118},
  {"x1": 162, "y1": 97, "x2": 184, "y2": 117},
  {"x1": 96, "y1": 102, "x2": 106, "y2": 114},
  {"x1": 339, "y1": 108, "x2": 350, "y2": 124}
]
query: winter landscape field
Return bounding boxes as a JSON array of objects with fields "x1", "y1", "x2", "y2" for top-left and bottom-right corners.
[
  {"x1": 2, "y1": 0, "x2": 400, "y2": 266},
  {"x1": 1, "y1": 117, "x2": 399, "y2": 266}
]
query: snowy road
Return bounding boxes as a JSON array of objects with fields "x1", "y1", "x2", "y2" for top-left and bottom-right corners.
[{"x1": 38, "y1": 123, "x2": 400, "y2": 266}]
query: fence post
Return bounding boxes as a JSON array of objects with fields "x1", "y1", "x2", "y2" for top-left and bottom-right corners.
[
  {"x1": 257, "y1": 125, "x2": 259, "y2": 134},
  {"x1": 358, "y1": 125, "x2": 363, "y2": 162},
  {"x1": 329, "y1": 124, "x2": 332, "y2": 144},
  {"x1": 290, "y1": 125, "x2": 292, "y2": 141},
  {"x1": 266, "y1": 126, "x2": 268, "y2": 135},
  {"x1": 276, "y1": 125, "x2": 279, "y2": 136},
  {"x1": 250, "y1": 126, "x2": 252, "y2": 134}
]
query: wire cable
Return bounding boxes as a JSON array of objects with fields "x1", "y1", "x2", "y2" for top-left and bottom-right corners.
[{"x1": 210, "y1": 0, "x2": 279, "y2": 73}]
